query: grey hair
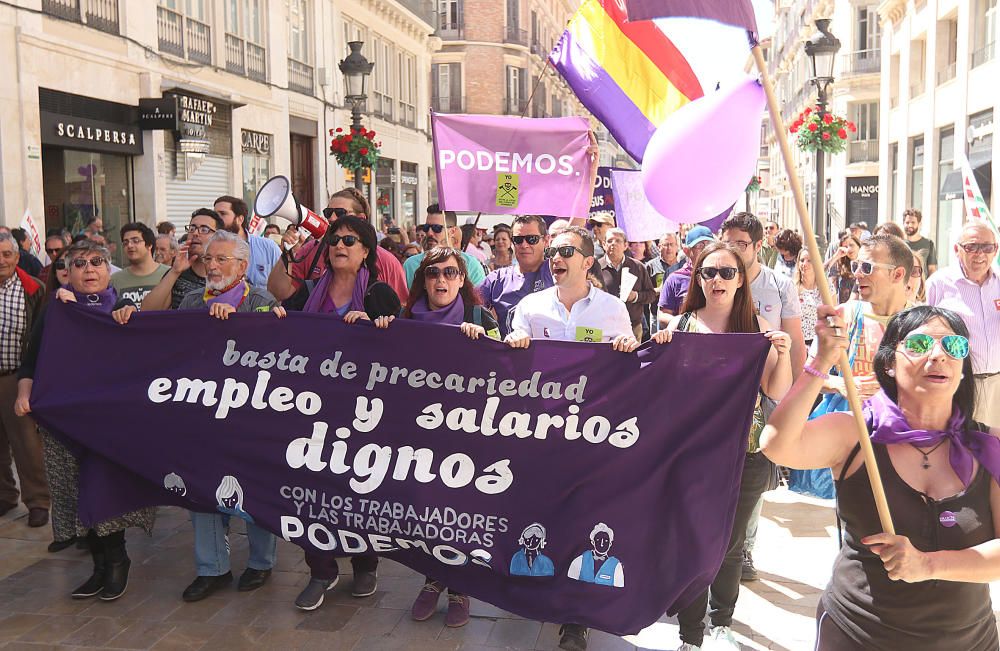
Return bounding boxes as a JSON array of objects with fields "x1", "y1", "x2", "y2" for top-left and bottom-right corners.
[
  {"x1": 156, "y1": 234, "x2": 179, "y2": 253},
  {"x1": 589, "y1": 522, "x2": 614, "y2": 544},
  {"x1": 0, "y1": 232, "x2": 15, "y2": 250},
  {"x1": 206, "y1": 230, "x2": 250, "y2": 260},
  {"x1": 518, "y1": 522, "x2": 547, "y2": 548},
  {"x1": 64, "y1": 239, "x2": 111, "y2": 264},
  {"x1": 606, "y1": 227, "x2": 627, "y2": 242},
  {"x1": 548, "y1": 219, "x2": 571, "y2": 236},
  {"x1": 216, "y1": 475, "x2": 244, "y2": 509}
]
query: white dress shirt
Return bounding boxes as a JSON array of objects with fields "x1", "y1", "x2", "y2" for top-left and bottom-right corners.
[
  {"x1": 926, "y1": 264, "x2": 1000, "y2": 375},
  {"x1": 510, "y1": 283, "x2": 632, "y2": 343}
]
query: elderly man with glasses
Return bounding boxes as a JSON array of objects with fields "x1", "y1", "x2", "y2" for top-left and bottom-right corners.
[{"x1": 927, "y1": 221, "x2": 1000, "y2": 425}]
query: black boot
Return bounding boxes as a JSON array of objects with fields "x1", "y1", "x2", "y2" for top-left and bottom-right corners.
[
  {"x1": 99, "y1": 531, "x2": 130, "y2": 601},
  {"x1": 71, "y1": 532, "x2": 105, "y2": 599}
]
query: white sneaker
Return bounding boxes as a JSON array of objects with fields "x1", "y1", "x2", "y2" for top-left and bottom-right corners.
[
  {"x1": 704, "y1": 626, "x2": 740, "y2": 650},
  {"x1": 677, "y1": 644, "x2": 702, "y2": 651}
]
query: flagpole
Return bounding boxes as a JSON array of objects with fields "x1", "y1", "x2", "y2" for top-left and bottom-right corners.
[{"x1": 751, "y1": 44, "x2": 895, "y2": 535}]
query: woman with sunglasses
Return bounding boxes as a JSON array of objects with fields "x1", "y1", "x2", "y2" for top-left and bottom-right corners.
[
  {"x1": 762, "y1": 305, "x2": 1000, "y2": 650},
  {"x1": 15, "y1": 239, "x2": 155, "y2": 601},
  {"x1": 668, "y1": 242, "x2": 792, "y2": 651},
  {"x1": 365, "y1": 247, "x2": 499, "y2": 627},
  {"x1": 44, "y1": 249, "x2": 71, "y2": 297},
  {"x1": 826, "y1": 233, "x2": 862, "y2": 304}
]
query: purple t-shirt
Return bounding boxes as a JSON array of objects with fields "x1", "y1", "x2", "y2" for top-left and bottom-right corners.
[
  {"x1": 478, "y1": 264, "x2": 555, "y2": 337},
  {"x1": 658, "y1": 264, "x2": 693, "y2": 314}
]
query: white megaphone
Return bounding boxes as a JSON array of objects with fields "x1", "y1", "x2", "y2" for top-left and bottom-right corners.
[{"x1": 254, "y1": 175, "x2": 329, "y2": 239}]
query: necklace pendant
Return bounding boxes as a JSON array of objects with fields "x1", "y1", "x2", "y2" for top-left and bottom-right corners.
[{"x1": 922, "y1": 460, "x2": 931, "y2": 469}]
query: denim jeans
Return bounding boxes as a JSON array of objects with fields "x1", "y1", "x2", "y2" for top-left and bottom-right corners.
[{"x1": 191, "y1": 511, "x2": 277, "y2": 576}]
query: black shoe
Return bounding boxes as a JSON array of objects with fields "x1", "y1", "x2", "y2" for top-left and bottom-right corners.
[
  {"x1": 99, "y1": 543, "x2": 131, "y2": 601},
  {"x1": 558, "y1": 624, "x2": 589, "y2": 651},
  {"x1": 182, "y1": 572, "x2": 233, "y2": 602},
  {"x1": 71, "y1": 542, "x2": 105, "y2": 599},
  {"x1": 48, "y1": 538, "x2": 76, "y2": 553},
  {"x1": 237, "y1": 567, "x2": 271, "y2": 592},
  {"x1": 27, "y1": 508, "x2": 49, "y2": 528}
]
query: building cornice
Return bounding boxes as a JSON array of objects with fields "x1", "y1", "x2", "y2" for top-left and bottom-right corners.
[
  {"x1": 358, "y1": 0, "x2": 436, "y2": 43},
  {"x1": 878, "y1": 0, "x2": 908, "y2": 27}
]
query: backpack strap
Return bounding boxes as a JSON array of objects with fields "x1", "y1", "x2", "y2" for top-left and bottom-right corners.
[{"x1": 473, "y1": 305, "x2": 484, "y2": 327}]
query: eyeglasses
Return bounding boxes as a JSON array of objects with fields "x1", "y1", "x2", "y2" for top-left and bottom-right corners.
[
  {"x1": 323, "y1": 207, "x2": 352, "y2": 220},
  {"x1": 851, "y1": 260, "x2": 898, "y2": 275},
  {"x1": 424, "y1": 266, "x2": 463, "y2": 280},
  {"x1": 45, "y1": 247, "x2": 64, "y2": 256},
  {"x1": 186, "y1": 224, "x2": 217, "y2": 235},
  {"x1": 724, "y1": 240, "x2": 753, "y2": 251},
  {"x1": 958, "y1": 242, "x2": 999, "y2": 255},
  {"x1": 901, "y1": 333, "x2": 970, "y2": 360},
  {"x1": 418, "y1": 224, "x2": 445, "y2": 234},
  {"x1": 697, "y1": 266, "x2": 739, "y2": 281},
  {"x1": 544, "y1": 245, "x2": 586, "y2": 259},
  {"x1": 512, "y1": 235, "x2": 542, "y2": 245},
  {"x1": 201, "y1": 255, "x2": 241, "y2": 265},
  {"x1": 54, "y1": 260, "x2": 67, "y2": 270},
  {"x1": 70, "y1": 256, "x2": 108, "y2": 269},
  {"x1": 327, "y1": 234, "x2": 359, "y2": 247},
  {"x1": 122, "y1": 237, "x2": 146, "y2": 246}
]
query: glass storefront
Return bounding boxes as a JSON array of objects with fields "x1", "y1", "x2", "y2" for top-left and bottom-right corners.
[
  {"x1": 241, "y1": 130, "x2": 272, "y2": 217},
  {"x1": 376, "y1": 157, "x2": 396, "y2": 228},
  {"x1": 400, "y1": 162, "x2": 418, "y2": 228}
]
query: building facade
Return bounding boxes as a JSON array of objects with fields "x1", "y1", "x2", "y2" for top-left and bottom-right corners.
[
  {"x1": 878, "y1": 0, "x2": 997, "y2": 267},
  {"x1": 0, "y1": 0, "x2": 437, "y2": 255}
]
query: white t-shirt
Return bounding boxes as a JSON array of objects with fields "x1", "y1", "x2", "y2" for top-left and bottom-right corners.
[
  {"x1": 510, "y1": 284, "x2": 632, "y2": 343},
  {"x1": 749, "y1": 263, "x2": 801, "y2": 323}
]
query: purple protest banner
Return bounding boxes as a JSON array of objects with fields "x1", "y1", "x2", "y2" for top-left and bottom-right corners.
[
  {"x1": 590, "y1": 166, "x2": 619, "y2": 220},
  {"x1": 30, "y1": 302, "x2": 769, "y2": 635},
  {"x1": 431, "y1": 113, "x2": 593, "y2": 218},
  {"x1": 610, "y1": 169, "x2": 679, "y2": 241}
]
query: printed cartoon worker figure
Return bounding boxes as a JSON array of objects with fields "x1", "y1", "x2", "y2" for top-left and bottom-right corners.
[
  {"x1": 567, "y1": 522, "x2": 624, "y2": 588},
  {"x1": 510, "y1": 522, "x2": 555, "y2": 577},
  {"x1": 215, "y1": 475, "x2": 254, "y2": 523},
  {"x1": 164, "y1": 472, "x2": 187, "y2": 496}
]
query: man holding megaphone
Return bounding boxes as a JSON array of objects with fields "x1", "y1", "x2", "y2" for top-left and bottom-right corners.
[{"x1": 257, "y1": 178, "x2": 408, "y2": 308}]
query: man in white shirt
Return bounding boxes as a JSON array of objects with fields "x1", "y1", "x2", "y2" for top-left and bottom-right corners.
[{"x1": 506, "y1": 226, "x2": 636, "y2": 351}]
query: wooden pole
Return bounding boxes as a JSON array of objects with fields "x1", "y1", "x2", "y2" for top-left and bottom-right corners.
[{"x1": 751, "y1": 45, "x2": 895, "y2": 535}]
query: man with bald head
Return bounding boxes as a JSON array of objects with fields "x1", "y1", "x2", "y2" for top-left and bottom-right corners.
[{"x1": 927, "y1": 221, "x2": 1000, "y2": 425}]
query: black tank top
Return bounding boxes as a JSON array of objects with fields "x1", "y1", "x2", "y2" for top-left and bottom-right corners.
[{"x1": 823, "y1": 432, "x2": 999, "y2": 651}]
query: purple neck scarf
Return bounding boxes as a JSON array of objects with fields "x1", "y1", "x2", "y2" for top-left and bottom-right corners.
[
  {"x1": 866, "y1": 390, "x2": 1000, "y2": 487},
  {"x1": 409, "y1": 294, "x2": 465, "y2": 325},
  {"x1": 205, "y1": 279, "x2": 249, "y2": 309},
  {"x1": 71, "y1": 287, "x2": 117, "y2": 314},
  {"x1": 303, "y1": 267, "x2": 369, "y2": 317}
]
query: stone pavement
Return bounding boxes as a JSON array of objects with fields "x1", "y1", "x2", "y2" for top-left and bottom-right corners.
[{"x1": 0, "y1": 489, "x2": 996, "y2": 650}]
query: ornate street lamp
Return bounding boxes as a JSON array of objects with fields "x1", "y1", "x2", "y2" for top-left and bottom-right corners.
[
  {"x1": 804, "y1": 19, "x2": 841, "y2": 249},
  {"x1": 339, "y1": 41, "x2": 374, "y2": 190}
]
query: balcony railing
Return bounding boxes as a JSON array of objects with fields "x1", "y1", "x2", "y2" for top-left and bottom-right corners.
[
  {"x1": 225, "y1": 33, "x2": 245, "y2": 75},
  {"x1": 288, "y1": 59, "x2": 314, "y2": 94},
  {"x1": 247, "y1": 42, "x2": 266, "y2": 82},
  {"x1": 505, "y1": 26, "x2": 528, "y2": 46},
  {"x1": 158, "y1": 6, "x2": 214, "y2": 64},
  {"x1": 848, "y1": 139, "x2": 879, "y2": 163},
  {"x1": 431, "y1": 95, "x2": 465, "y2": 113},
  {"x1": 399, "y1": 103, "x2": 416, "y2": 128},
  {"x1": 504, "y1": 97, "x2": 528, "y2": 115},
  {"x1": 910, "y1": 78, "x2": 925, "y2": 97},
  {"x1": 936, "y1": 61, "x2": 956, "y2": 84},
  {"x1": 842, "y1": 48, "x2": 881, "y2": 75},
  {"x1": 972, "y1": 41, "x2": 995, "y2": 68},
  {"x1": 42, "y1": 0, "x2": 120, "y2": 35},
  {"x1": 186, "y1": 17, "x2": 211, "y2": 64}
]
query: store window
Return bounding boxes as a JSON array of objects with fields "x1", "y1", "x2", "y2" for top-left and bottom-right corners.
[
  {"x1": 241, "y1": 130, "x2": 272, "y2": 216},
  {"x1": 376, "y1": 157, "x2": 396, "y2": 228},
  {"x1": 400, "y1": 162, "x2": 418, "y2": 228},
  {"x1": 936, "y1": 127, "x2": 955, "y2": 267},
  {"x1": 909, "y1": 136, "x2": 924, "y2": 212}
]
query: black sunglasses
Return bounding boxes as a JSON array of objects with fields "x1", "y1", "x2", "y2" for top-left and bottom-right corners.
[
  {"x1": 70, "y1": 256, "x2": 108, "y2": 269},
  {"x1": 425, "y1": 266, "x2": 463, "y2": 280},
  {"x1": 512, "y1": 235, "x2": 542, "y2": 245},
  {"x1": 54, "y1": 260, "x2": 67, "y2": 270},
  {"x1": 327, "y1": 234, "x2": 359, "y2": 247},
  {"x1": 418, "y1": 224, "x2": 446, "y2": 234},
  {"x1": 697, "y1": 266, "x2": 738, "y2": 280},
  {"x1": 45, "y1": 247, "x2": 63, "y2": 255},
  {"x1": 543, "y1": 245, "x2": 586, "y2": 259},
  {"x1": 959, "y1": 242, "x2": 999, "y2": 255},
  {"x1": 323, "y1": 207, "x2": 351, "y2": 220}
]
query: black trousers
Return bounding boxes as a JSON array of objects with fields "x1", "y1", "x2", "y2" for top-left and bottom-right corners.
[
  {"x1": 814, "y1": 602, "x2": 863, "y2": 651},
  {"x1": 677, "y1": 452, "x2": 772, "y2": 646}
]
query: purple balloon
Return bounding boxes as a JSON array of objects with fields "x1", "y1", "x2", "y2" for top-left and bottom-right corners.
[{"x1": 640, "y1": 77, "x2": 765, "y2": 224}]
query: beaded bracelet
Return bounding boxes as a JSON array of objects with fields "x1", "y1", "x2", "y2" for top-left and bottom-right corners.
[{"x1": 802, "y1": 365, "x2": 829, "y2": 380}]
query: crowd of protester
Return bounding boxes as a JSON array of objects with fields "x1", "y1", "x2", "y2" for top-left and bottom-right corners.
[{"x1": 1, "y1": 190, "x2": 999, "y2": 651}]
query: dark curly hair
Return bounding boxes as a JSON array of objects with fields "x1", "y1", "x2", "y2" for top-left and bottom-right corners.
[{"x1": 324, "y1": 215, "x2": 378, "y2": 279}]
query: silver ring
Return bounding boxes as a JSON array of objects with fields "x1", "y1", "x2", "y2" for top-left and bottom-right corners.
[
  {"x1": 833, "y1": 327, "x2": 843, "y2": 337},
  {"x1": 826, "y1": 316, "x2": 837, "y2": 328}
]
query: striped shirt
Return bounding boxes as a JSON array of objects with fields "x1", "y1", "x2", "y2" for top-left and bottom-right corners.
[
  {"x1": 926, "y1": 264, "x2": 1000, "y2": 375},
  {"x1": 0, "y1": 274, "x2": 27, "y2": 372}
]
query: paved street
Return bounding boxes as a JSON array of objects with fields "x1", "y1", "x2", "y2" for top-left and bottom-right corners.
[{"x1": 0, "y1": 488, "x2": 996, "y2": 650}]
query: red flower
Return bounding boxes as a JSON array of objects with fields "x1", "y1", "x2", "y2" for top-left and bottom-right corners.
[
  {"x1": 822, "y1": 132, "x2": 831, "y2": 140},
  {"x1": 336, "y1": 127, "x2": 343, "y2": 133},
  {"x1": 807, "y1": 123, "x2": 818, "y2": 132},
  {"x1": 804, "y1": 107, "x2": 812, "y2": 115},
  {"x1": 790, "y1": 124, "x2": 799, "y2": 133},
  {"x1": 360, "y1": 147, "x2": 369, "y2": 155},
  {"x1": 848, "y1": 122, "x2": 857, "y2": 132},
  {"x1": 837, "y1": 128, "x2": 848, "y2": 139},
  {"x1": 822, "y1": 113, "x2": 834, "y2": 124},
  {"x1": 345, "y1": 135, "x2": 353, "y2": 142}
]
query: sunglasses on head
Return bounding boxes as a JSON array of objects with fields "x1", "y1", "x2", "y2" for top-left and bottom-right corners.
[
  {"x1": 418, "y1": 224, "x2": 445, "y2": 234},
  {"x1": 901, "y1": 333, "x2": 970, "y2": 360},
  {"x1": 425, "y1": 266, "x2": 463, "y2": 280},
  {"x1": 70, "y1": 257, "x2": 107, "y2": 269},
  {"x1": 958, "y1": 242, "x2": 999, "y2": 255},
  {"x1": 512, "y1": 235, "x2": 541, "y2": 245},
  {"x1": 697, "y1": 266, "x2": 738, "y2": 281},
  {"x1": 326, "y1": 234, "x2": 359, "y2": 247},
  {"x1": 850, "y1": 260, "x2": 897, "y2": 275},
  {"x1": 322, "y1": 207, "x2": 352, "y2": 220},
  {"x1": 544, "y1": 245, "x2": 586, "y2": 259}
]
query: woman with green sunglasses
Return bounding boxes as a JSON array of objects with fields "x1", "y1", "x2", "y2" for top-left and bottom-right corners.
[{"x1": 762, "y1": 305, "x2": 1000, "y2": 651}]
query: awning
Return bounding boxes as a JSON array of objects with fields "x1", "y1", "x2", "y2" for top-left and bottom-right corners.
[{"x1": 940, "y1": 151, "x2": 992, "y2": 201}]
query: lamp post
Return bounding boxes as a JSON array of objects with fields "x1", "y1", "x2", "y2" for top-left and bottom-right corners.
[
  {"x1": 804, "y1": 19, "x2": 841, "y2": 251},
  {"x1": 338, "y1": 41, "x2": 374, "y2": 191}
]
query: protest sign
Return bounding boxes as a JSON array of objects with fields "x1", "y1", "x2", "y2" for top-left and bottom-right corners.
[
  {"x1": 431, "y1": 113, "x2": 593, "y2": 218},
  {"x1": 31, "y1": 303, "x2": 769, "y2": 635},
  {"x1": 19, "y1": 209, "x2": 45, "y2": 261},
  {"x1": 610, "y1": 169, "x2": 679, "y2": 242},
  {"x1": 590, "y1": 166, "x2": 619, "y2": 220}
]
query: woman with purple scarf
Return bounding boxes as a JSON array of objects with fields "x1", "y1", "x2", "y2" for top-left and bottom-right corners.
[
  {"x1": 762, "y1": 304, "x2": 1000, "y2": 651},
  {"x1": 15, "y1": 239, "x2": 154, "y2": 601}
]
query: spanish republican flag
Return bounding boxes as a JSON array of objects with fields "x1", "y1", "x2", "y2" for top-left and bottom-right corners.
[{"x1": 549, "y1": 0, "x2": 703, "y2": 162}]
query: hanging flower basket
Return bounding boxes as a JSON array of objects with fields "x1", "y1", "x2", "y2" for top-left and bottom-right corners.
[
  {"x1": 328, "y1": 127, "x2": 381, "y2": 171},
  {"x1": 789, "y1": 106, "x2": 855, "y2": 154},
  {"x1": 745, "y1": 176, "x2": 760, "y2": 193}
]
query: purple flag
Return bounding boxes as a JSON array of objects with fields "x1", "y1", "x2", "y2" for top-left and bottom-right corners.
[
  {"x1": 30, "y1": 302, "x2": 769, "y2": 635},
  {"x1": 610, "y1": 169, "x2": 679, "y2": 241},
  {"x1": 431, "y1": 113, "x2": 594, "y2": 218},
  {"x1": 624, "y1": 0, "x2": 758, "y2": 34}
]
